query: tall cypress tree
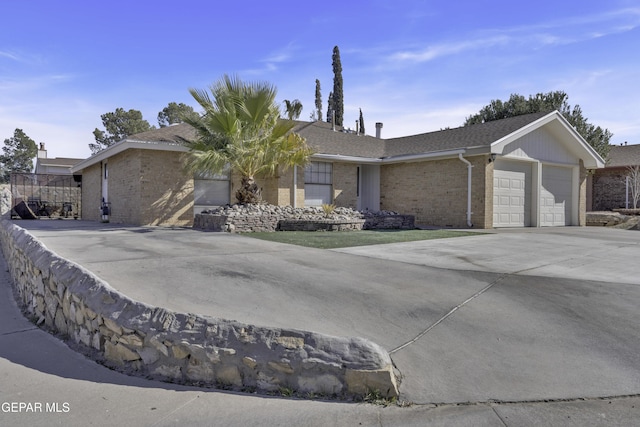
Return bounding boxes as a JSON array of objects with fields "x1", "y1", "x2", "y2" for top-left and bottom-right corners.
[
  {"x1": 332, "y1": 46, "x2": 344, "y2": 127},
  {"x1": 326, "y1": 91, "x2": 334, "y2": 124},
  {"x1": 359, "y1": 108, "x2": 365, "y2": 135},
  {"x1": 315, "y1": 79, "x2": 322, "y2": 122}
]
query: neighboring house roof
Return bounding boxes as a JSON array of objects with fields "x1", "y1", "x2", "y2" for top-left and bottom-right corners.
[
  {"x1": 35, "y1": 157, "x2": 84, "y2": 175},
  {"x1": 605, "y1": 144, "x2": 640, "y2": 168},
  {"x1": 36, "y1": 157, "x2": 84, "y2": 168},
  {"x1": 71, "y1": 111, "x2": 604, "y2": 172}
]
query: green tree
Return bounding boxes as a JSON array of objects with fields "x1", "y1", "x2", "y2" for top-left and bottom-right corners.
[
  {"x1": 283, "y1": 99, "x2": 303, "y2": 120},
  {"x1": 314, "y1": 79, "x2": 322, "y2": 121},
  {"x1": 326, "y1": 91, "x2": 334, "y2": 124},
  {"x1": 464, "y1": 91, "x2": 612, "y2": 158},
  {"x1": 331, "y1": 46, "x2": 344, "y2": 127},
  {"x1": 182, "y1": 75, "x2": 314, "y2": 204},
  {"x1": 359, "y1": 108, "x2": 365, "y2": 135},
  {"x1": 1, "y1": 128, "x2": 38, "y2": 183},
  {"x1": 90, "y1": 108, "x2": 154, "y2": 154},
  {"x1": 158, "y1": 102, "x2": 198, "y2": 127}
]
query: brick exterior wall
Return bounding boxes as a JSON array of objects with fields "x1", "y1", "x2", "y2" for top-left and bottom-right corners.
[
  {"x1": 108, "y1": 149, "x2": 143, "y2": 225},
  {"x1": 481, "y1": 160, "x2": 494, "y2": 229},
  {"x1": 259, "y1": 163, "x2": 359, "y2": 209},
  {"x1": 80, "y1": 163, "x2": 102, "y2": 222},
  {"x1": 380, "y1": 156, "x2": 489, "y2": 228},
  {"x1": 578, "y1": 160, "x2": 587, "y2": 225},
  {"x1": 591, "y1": 167, "x2": 629, "y2": 211},
  {"x1": 81, "y1": 150, "x2": 194, "y2": 227},
  {"x1": 333, "y1": 162, "x2": 358, "y2": 209},
  {"x1": 137, "y1": 150, "x2": 194, "y2": 226}
]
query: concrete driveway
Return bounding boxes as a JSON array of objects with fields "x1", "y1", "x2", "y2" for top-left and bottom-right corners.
[{"x1": 14, "y1": 221, "x2": 640, "y2": 408}]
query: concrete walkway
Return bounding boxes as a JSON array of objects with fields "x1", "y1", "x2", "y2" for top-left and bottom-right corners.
[{"x1": 2, "y1": 219, "x2": 640, "y2": 425}]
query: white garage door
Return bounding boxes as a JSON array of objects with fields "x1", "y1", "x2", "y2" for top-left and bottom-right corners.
[
  {"x1": 540, "y1": 165, "x2": 572, "y2": 226},
  {"x1": 493, "y1": 160, "x2": 532, "y2": 227}
]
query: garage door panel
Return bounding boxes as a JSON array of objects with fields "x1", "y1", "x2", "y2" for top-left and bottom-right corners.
[
  {"x1": 540, "y1": 165, "x2": 572, "y2": 226},
  {"x1": 493, "y1": 160, "x2": 532, "y2": 228}
]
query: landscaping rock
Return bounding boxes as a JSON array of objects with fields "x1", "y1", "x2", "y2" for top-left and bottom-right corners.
[{"x1": 193, "y1": 204, "x2": 414, "y2": 232}]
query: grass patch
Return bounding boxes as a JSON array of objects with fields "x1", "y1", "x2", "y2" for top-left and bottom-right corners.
[{"x1": 245, "y1": 229, "x2": 482, "y2": 249}]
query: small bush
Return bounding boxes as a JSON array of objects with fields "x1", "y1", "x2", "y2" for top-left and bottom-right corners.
[{"x1": 321, "y1": 203, "x2": 336, "y2": 218}]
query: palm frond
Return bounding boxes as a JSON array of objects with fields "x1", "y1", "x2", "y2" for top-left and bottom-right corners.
[{"x1": 184, "y1": 74, "x2": 314, "y2": 201}]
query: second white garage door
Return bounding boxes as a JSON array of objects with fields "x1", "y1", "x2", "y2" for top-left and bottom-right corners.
[
  {"x1": 540, "y1": 165, "x2": 573, "y2": 226},
  {"x1": 493, "y1": 160, "x2": 532, "y2": 227}
]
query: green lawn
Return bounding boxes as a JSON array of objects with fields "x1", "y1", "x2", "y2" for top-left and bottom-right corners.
[{"x1": 245, "y1": 229, "x2": 483, "y2": 249}]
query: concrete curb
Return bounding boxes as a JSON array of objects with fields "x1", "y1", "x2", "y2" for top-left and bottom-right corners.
[{"x1": 0, "y1": 220, "x2": 398, "y2": 398}]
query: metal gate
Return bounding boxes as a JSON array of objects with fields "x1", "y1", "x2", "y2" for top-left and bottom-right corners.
[{"x1": 10, "y1": 173, "x2": 82, "y2": 219}]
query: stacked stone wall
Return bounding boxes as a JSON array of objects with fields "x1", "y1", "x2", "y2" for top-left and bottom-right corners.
[
  {"x1": 193, "y1": 204, "x2": 414, "y2": 233},
  {"x1": 278, "y1": 219, "x2": 365, "y2": 231},
  {"x1": 0, "y1": 220, "x2": 397, "y2": 398}
]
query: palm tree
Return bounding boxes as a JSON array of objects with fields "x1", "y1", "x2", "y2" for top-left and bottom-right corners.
[
  {"x1": 283, "y1": 99, "x2": 303, "y2": 120},
  {"x1": 183, "y1": 75, "x2": 313, "y2": 204}
]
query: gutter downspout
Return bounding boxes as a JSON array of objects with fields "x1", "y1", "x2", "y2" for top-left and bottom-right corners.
[{"x1": 458, "y1": 153, "x2": 473, "y2": 228}]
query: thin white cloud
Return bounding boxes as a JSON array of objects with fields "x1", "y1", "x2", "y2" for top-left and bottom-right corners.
[
  {"x1": 254, "y1": 42, "x2": 298, "y2": 74},
  {"x1": 392, "y1": 36, "x2": 509, "y2": 63},
  {"x1": 391, "y1": 6, "x2": 640, "y2": 63},
  {"x1": 0, "y1": 50, "x2": 20, "y2": 61},
  {"x1": 0, "y1": 74, "x2": 74, "y2": 93}
]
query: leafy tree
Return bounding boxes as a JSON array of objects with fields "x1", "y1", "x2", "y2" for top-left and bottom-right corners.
[
  {"x1": 182, "y1": 75, "x2": 314, "y2": 204},
  {"x1": 464, "y1": 91, "x2": 612, "y2": 158},
  {"x1": 326, "y1": 91, "x2": 334, "y2": 124},
  {"x1": 359, "y1": 108, "x2": 365, "y2": 135},
  {"x1": 331, "y1": 46, "x2": 344, "y2": 127},
  {"x1": 90, "y1": 108, "x2": 154, "y2": 155},
  {"x1": 283, "y1": 99, "x2": 303, "y2": 120},
  {"x1": 314, "y1": 79, "x2": 322, "y2": 121},
  {"x1": 1, "y1": 128, "x2": 38, "y2": 183},
  {"x1": 158, "y1": 102, "x2": 198, "y2": 127}
]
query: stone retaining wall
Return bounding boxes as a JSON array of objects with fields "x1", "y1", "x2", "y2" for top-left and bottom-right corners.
[
  {"x1": 0, "y1": 220, "x2": 398, "y2": 398},
  {"x1": 277, "y1": 219, "x2": 365, "y2": 232},
  {"x1": 362, "y1": 214, "x2": 415, "y2": 230},
  {"x1": 193, "y1": 205, "x2": 415, "y2": 233}
]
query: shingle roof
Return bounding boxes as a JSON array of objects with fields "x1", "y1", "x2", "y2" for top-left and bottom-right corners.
[
  {"x1": 126, "y1": 124, "x2": 197, "y2": 143},
  {"x1": 383, "y1": 112, "x2": 549, "y2": 157},
  {"x1": 605, "y1": 144, "x2": 640, "y2": 168},
  {"x1": 125, "y1": 112, "x2": 550, "y2": 159},
  {"x1": 293, "y1": 120, "x2": 387, "y2": 157},
  {"x1": 294, "y1": 112, "x2": 549, "y2": 158}
]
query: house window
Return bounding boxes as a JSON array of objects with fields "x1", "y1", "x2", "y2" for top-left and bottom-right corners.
[
  {"x1": 193, "y1": 169, "x2": 230, "y2": 211},
  {"x1": 304, "y1": 161, "x2": 332, "y2": 206}
]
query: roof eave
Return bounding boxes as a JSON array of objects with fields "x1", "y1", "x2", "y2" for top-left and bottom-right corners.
[
  {"x1": 71, "y1": 139, "x2": 189, "y2": 173},
  {"x1": 490, "y1": 111, "x2": 605, "y2": 169},
  {"x1": 311, "y1": 148, "x2": 468, "y2": 164}
]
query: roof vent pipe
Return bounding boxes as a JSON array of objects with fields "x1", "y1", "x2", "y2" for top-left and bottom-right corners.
[
  {"x1": 375, "y1": 122, "x2": 383, "y2": 138},
  {"x1": 332, "y1": 111, "x2": 336, "y2": 131}
]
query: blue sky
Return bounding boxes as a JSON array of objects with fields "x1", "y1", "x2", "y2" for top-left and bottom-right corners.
[{"x1": 1, "y1": 0, "x2": 639, "y2": 159}]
